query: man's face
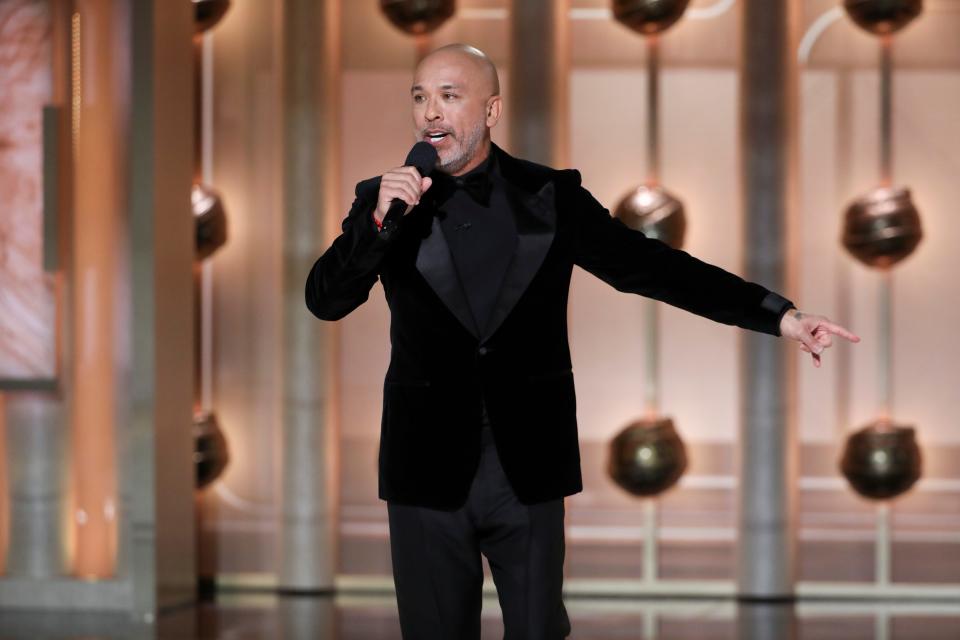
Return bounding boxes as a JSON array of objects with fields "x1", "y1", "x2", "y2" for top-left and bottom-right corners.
[{"x1": 411, "y1": 53, "x2": 496, "y2": 175}]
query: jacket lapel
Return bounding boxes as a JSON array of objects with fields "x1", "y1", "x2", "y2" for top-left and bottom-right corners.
[
  {"x1": 479, "y1": 178, "x2": 556, "y2": 343},
  {"x1": 413, "y1": 144, "x2": 558, "y2": 343},
  {"x1": 415, "y1": 212, "x2": 481, "y2": 339}
]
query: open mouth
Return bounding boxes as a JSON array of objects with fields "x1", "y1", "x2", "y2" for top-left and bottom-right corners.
[{"x1": 425, "y1": 130, "x2": 451, "y2": 145}]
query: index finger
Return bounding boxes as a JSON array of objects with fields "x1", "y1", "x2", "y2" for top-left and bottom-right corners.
[
  {"x1": 819, "y1": 321, "x2": 860, "y2": 343},
  {"x1": 390, "y1": 165, "x2": 423, "y2": 180}
]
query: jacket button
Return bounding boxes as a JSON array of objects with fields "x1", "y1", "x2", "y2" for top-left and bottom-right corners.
[{"x1": 478, "y1": 346, "x2": 489, "y2": 356}]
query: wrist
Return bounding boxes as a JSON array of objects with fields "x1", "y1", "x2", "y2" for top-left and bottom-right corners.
[{"x1": 778, "y1": 306, "x2": 798, "y2": 335}]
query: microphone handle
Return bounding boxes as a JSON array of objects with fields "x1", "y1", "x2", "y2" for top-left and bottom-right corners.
[{"x1": 385, "y1": 196, "x2": 408, "y2": 221}]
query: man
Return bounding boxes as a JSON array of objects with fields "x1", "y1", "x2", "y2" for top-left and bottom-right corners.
[{"x1": 305, "y1": 44, "x2": 859, "y2": 639}]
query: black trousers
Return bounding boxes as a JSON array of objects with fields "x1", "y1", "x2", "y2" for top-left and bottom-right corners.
[{"x1": 387, "y1": 417, "x2": 571, "y2": 639}]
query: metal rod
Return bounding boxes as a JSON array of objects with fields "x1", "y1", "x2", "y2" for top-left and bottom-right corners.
[
  {"x1": 879, "y1": 36, "x2": 893, "y2": 186},
  {"x1": 835, "y1": 70, "x2": 852, "y2": 439},
  {"x1": 192, "y1": 38, "x2": 203, "y2": 184},
  {"x1": 876, "y1": 610, "x2": 890, "y2": 640},
  {"x1": 200, "y1": 35, "x2": 214, "y2": 413},
  {"x1": 878, "y1": 271, "x2": 892, "y2": 419},
  {"x1": 644, "y1": 609, "x2": 659, "y2": 640},
  {"x1": 875, "y1": 503, "x2": 891, "y2": 586},
  {"x1": 643, "y1": 35, "x2": 661, "y2": 417},
  {"x1": 646, "y1": 35, "x2": 660, "y2": 185},
  {"x1": 643, "y1": 298, "x2": 659, "y2": 416},
  {"x1": 414, "y1": 34, "x2": 431, "y2": 65},
  {"x1": 643, "y1": 500, "x2": 659, "y2": 583}
]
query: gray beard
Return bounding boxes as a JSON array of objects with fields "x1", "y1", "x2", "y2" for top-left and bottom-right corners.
[{"x1": 436, "y1": 124, "x2": 486, "y2": 174}]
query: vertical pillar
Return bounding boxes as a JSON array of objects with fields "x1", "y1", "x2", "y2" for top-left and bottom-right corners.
[
  {"x1": 736, "y1": 602, "x2": 798, "y2": 640},
  {"x1": 3, "y1": 392, "x2": 67, "y2": 578},
  {"x1": 279, "y1": 0, "x2": 341, "y2": 591},
  {"x1": 737, "y1": 0, "x2": 799, "y2": 598},
  {"x1": 509, "y1": 0, "x2": 570, "y2": 167},
  {"x1": 71, "y1": 0, "x2": 125, "y2": 579},
  {"x1": 126, "y1": 0, "x2": 195, "y2": 617},
  {"x1": 0, "y1": 394, "x2": 6, "y2": 573}
]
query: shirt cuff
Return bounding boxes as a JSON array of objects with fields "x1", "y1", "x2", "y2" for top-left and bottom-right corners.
[{"x1": 760, "y1": 291, "x2": 796, "y2": 337}]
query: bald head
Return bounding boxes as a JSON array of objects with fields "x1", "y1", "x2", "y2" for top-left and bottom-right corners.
[
  {"x1": 410, "y1": 43, "x2": 504, "y2": 175},
  {"x1": 415, "y1": 43, "x2": 500, "y2": 97}
]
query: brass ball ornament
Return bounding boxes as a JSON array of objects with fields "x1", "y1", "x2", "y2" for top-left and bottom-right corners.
[
  {"x1": 607, "y1": 417, "x2": 688, "y2": 497},
  {"x1": 380, "y1": 0, "x2": 456, "y2": 36},
  {"x1": 613, "y1": 184, "x2": 687, "y2": 249},
  {"x1": 192, "y1": 183, "x2": 229, "y2": 261},
  {"x1": 843, "y1": 0, "x2": 923, "y2": 36},
  {"x1": 612, "y1": 0, "x2": 692, "y2": 36},
  {"x1": 839, "y1": 419, "x2": 922, "y2": 500},
  {"x1": 193, "y1": 0, "x2": 231, "y2": 35},
  {"x1": 841, "y1": 185, "x2": 923, "y2": 269},
  {"x1": 194, "y1": 411, "x2": 230, "y2": 489}
]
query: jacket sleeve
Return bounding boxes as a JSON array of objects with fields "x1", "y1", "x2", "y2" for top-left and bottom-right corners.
[
  {"x1": 566, "y1": 170, "x2": 795, "y2": 336},
  {"x1": 305, "y1": 177, "x2": 400, "y2": 321}
]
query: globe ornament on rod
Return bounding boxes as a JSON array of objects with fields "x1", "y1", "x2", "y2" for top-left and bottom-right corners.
[
  {"x1": 841, "y1": 185, "x2": 922, "y2": 269},
  {"x1": 608, "y1": 417, "x2": 689, "y2": 497},
  {"x1": 192, "y1": 183, "x2": 229, "y2": 261},
  {"x1": 614, "y1": 184, "x2": 686, "y2": 249},
  {"x1": 839, "y1": 419, "x2": 922, "y2": 500},
  {"x1": 194, "y1": 411, "x2": 231, "y2": 489},
  {"x1": 837, "y1": 4, "x2": 925, "y2": 503},
  {"x1": 606, "y1": 0, "x2": 690, "y2": 500},
  {"x1": 192, "y1": 1, "x2": 233, "y2": 490},
  {"x1": 193, "y1": 0, "x2": 231, "y2": 35},
  {"x1": 843, "y1": 0, "x2": 923, "y2": 36},
  {"x1": 379, "y1": 0, "x2": 456, "y2": 36},
  {"x1": 613, "y1": 0, "x2": 692, "y2": 36}
]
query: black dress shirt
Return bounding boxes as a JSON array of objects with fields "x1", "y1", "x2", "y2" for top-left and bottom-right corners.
[{"x1": 433, "y1": 151, "x2": 518, "y2": 338}]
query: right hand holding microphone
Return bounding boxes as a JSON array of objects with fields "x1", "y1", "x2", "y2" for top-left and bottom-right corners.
[
  {"x1": 374, "y1": 166, "x2": 433, "y2": 224},
  {"x1": 373, "y1": 141, "x2": 439, "y2": 229}
]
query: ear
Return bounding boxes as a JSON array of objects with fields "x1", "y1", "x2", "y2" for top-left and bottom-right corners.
[{"x1": 485, "y1": 95, "x2": 503, "y2": 128}]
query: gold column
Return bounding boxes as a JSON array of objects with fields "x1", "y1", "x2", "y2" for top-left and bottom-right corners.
[{"x1": 69, "y1": 0, "x2": 123, "y2": 578}]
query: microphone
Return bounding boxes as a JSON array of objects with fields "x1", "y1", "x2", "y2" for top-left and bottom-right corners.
[{"x1": 383, "y1": 141, "x2": 438, "y2": 226}]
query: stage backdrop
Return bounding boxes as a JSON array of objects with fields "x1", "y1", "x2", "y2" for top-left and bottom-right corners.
[{"x1": 197, "y1": 0, "x2": 960, "y2": 587}]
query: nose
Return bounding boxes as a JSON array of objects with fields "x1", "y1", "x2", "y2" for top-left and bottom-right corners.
[{"x1": 424, "y1": 96, "x2": 442, "y2": 123}]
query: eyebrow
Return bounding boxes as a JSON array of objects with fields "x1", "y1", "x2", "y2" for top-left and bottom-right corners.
[{"x1": 410, "y1": 83, "x2": 462, "y2": 94}]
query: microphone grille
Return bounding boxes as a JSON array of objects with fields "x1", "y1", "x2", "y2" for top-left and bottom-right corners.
[{"x1": 405, "y1": 141, "x2": 439, "y2": 176}]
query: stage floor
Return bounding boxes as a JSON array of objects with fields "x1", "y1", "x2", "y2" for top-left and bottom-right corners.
[{"x1": 1, "y1": 592, "x2": 959, "y2": 639}]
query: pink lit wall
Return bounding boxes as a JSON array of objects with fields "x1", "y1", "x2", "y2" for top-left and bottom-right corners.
[{"x1": 0, "y1": 0, "x2": 56, "y2": 381}]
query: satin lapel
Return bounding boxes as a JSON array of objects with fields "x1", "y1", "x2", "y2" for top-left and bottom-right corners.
[
  {"x1": 414, "y1": 212, "x2": 481, "y2": 339},
  {"x1": 480, "y1": 178, "x2": 557, "y2": 343}
]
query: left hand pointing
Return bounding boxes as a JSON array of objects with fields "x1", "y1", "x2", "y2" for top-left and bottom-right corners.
[{"x1": 778, "y1": 308, "x2": 861, "y2": 368}]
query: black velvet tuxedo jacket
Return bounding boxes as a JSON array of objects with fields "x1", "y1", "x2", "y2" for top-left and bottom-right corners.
[{"x1": 305, "y1": 142, "x2": 794, "y2": 511}]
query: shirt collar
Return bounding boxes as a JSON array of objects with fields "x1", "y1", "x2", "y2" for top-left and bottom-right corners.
[{"x1": 450, "y1": 147, "x2": 498, "y2": 183}]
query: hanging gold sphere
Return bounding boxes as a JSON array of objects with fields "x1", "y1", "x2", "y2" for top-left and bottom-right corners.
[
  {"x1": 380, "y1": 0, "x2": 456, "y2": 36},
  {"x1": 613, "y1": 184, "x2": 686, "y2": 249},
  {"x1": 192, "y1": 183, "x2": 229, "y2": 261},
  {"x1": 194, "y1": 411, "x2": 230, "y2": 489},
  {"x1": 608, "y1": 416, "x2": 688, "y2": 497},
  {"x1": 843, "y1": 0, "x2": 923, "y2": 36},
  {"x1": 841, "y1": 185, "x2": 922, "y2": 269},
  {"x1": 839, "y1": 419, "x2": 922, "y2": 500},
  {"x1": 193, "y1": 0, "x2": 231, "y2": 35},
  {"x1": 612, "y1": 0, "x2": 691, "y2": 36}
]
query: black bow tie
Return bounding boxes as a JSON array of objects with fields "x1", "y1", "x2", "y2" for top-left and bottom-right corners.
[{"x1": 437, "y1": 170, "x2": 493, "y2": 207}]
